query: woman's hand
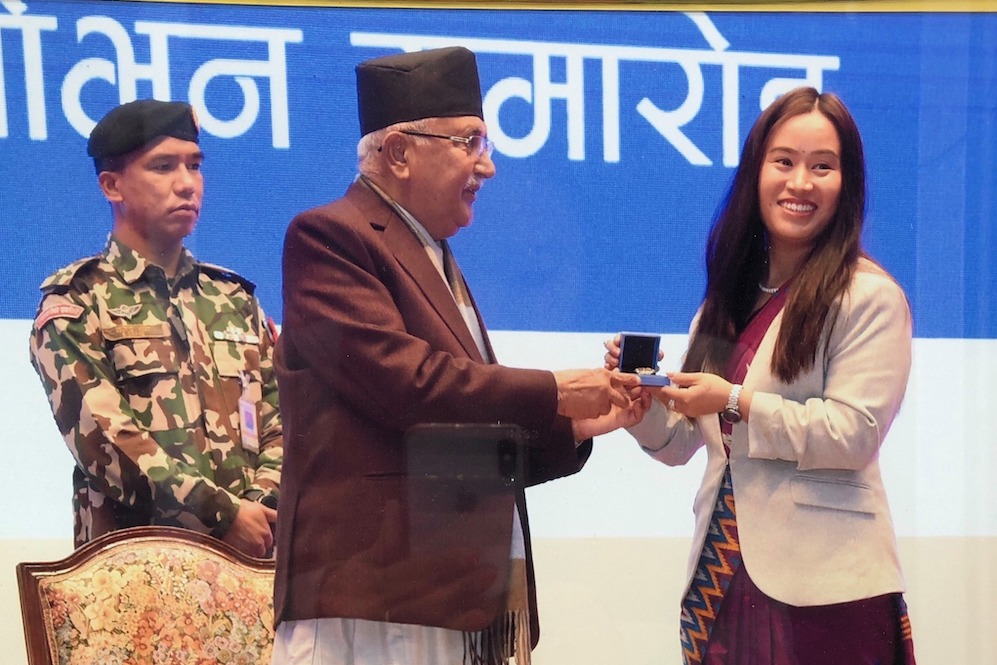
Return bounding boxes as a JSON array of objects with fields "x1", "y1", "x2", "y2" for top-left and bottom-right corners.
[
  {"x1": 603, "y1": 335, "x2": 622, "y2": 371},
  {"x1": 602, "y1": 334, "x2": 666, "y2": 371},
  {"x1": 657, "y1": 372, "x2": 733, "y2": 418}
]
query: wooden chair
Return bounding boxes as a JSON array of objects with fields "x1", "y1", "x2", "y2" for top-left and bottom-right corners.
[{"x1": 16, "y1": 525, "x2": 276, "y2": 665}]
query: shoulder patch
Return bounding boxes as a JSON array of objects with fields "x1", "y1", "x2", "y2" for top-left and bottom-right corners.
[
  {"x1": 198, "y1": 261, "x2": 257, "y2": 294},
  {"x1": 39, "y1": 256, "x2": 101, "y2": 292},
  {"x1": 34, "y1": 303, "x2": 85, "y2": 330}
]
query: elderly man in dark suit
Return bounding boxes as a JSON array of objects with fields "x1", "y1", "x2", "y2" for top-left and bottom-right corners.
[{"x1": 271, "y1": 46, "x2": 642, "y2": 665}]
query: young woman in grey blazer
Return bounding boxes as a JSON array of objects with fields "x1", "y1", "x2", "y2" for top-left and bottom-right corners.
[{"x1": 605, "y1": 87, "x2": 916, "y2": 665}]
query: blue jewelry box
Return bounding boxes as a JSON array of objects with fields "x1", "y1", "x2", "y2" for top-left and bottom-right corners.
[{"x1": 619, "y1": 332, "x2": 671, "y2": 386}]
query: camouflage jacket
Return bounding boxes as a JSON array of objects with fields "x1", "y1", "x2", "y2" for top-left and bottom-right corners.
[{"x1": 29, "y1": 236, "x2": 282, "y2": 547}]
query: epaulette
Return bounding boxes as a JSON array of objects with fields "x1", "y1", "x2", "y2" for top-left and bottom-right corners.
[
  {"x1": 38, "y1": 255, "x2": 102, "y2": 293},
  {"x1": 198, "y1": 261, "x2": 257, "y2": 294}
]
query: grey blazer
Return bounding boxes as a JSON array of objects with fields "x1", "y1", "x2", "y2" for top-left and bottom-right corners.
[{"x1": 629, "y1": 258, "x2": 912, "y2": 606}]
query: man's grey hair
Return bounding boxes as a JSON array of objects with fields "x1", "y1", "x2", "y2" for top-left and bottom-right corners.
[{"x1": 357, "y1": 118, "x2": 432, "y2": 179}]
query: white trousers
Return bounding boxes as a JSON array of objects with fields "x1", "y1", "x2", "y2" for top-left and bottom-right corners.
[
  {"x1": 271, "y1": 616, "x2": 468, "y2": 665},
  {"x1": 271, "y1": 511, "x2": 526, "y2": 665}
]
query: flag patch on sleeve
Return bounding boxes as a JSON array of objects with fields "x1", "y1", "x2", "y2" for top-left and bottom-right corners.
[{"x1": 34, "y1": 304, "x2": 85, "y2": 330}]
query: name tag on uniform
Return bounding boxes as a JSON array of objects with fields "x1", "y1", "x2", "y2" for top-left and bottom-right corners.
[
  {"x1": 239, "y1": 397, "x2": 260, "y2": 454},
  {"x1": 238, "y1": 371, "x2": 260, "y2": 454},
  {"x1": 104, "y1": 323, "x2": 170, "y2": 341}
]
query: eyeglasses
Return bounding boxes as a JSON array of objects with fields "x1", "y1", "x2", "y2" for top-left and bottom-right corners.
[{"x1": 400, "y1": 130, "x2": 495, "y2": 158}]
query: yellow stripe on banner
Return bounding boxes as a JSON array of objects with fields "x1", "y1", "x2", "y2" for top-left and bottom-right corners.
[{"x1": 124, "y1": 0, "x2": 997, "y2": 14}]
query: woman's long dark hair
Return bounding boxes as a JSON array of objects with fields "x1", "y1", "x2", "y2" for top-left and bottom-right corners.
[{"x1": 682, "y1": 87, "x2": 867, "y2": 382}]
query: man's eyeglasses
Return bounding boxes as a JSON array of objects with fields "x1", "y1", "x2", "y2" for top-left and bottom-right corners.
[{"x1": 400, "y1": 130, "x2": 495, "y2": 158}]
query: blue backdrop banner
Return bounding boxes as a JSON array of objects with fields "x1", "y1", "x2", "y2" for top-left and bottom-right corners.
[{"x1": 1, "y1": 2, "x2": 994, "y2": 338}]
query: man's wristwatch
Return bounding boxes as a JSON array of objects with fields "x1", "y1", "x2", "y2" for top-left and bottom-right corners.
[
  {"x1": 720, "y1": 384, "x2": 743, "y2": 424},
  {"x1": 243, "y1": 490, "x2": 279, "y2": 509}
]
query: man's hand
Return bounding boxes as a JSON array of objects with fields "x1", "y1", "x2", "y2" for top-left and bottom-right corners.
[
  {"x1": 553, "y1": 368, "x2": 641, "y2": 420},
  {"x1": 222, "y1": 499, "x2": 277, "y2": 558},
  {"x1": 572, "y1": 387, "x2": 652, "y2": 440}
]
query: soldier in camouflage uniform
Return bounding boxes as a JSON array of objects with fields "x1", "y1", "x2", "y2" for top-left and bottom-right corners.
[{"x1": 28, "y1": 99, "x2": 282, "y2": 558}]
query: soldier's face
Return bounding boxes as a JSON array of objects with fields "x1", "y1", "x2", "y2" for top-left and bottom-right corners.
[{"x1": 101, "y1": 137, "x2": 204, "y2": 250}]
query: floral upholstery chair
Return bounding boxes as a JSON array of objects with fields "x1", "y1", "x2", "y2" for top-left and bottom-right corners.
[{"x1": 16, "y1": 525, "x2": 275, "y2": 665}]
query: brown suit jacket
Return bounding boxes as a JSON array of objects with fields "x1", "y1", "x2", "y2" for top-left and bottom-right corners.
[{"x1": 273, "y1": 181, "x2": 590, "y2": 645}]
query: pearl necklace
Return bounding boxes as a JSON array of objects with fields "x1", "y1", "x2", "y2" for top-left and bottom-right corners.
[{"x1": 758, "y1": 282, "x2": 779, "y2": 294}]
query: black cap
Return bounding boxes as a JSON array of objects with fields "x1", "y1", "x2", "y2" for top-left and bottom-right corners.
[
  {"x1": 87, "y1": 99, "x2": 199, "y2": 164},
  {"x1": 355, "y1": 46, "x2": 483, "y2": 136}
]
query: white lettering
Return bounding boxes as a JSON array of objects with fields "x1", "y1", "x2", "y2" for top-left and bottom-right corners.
[
  {"x1": 57, "y1": 14, "x2": 302, "y2": 147},
  {"x1": 135, "y1": 21, "x2": 302, "y2": 148},
  {"x1": 0, "y1": 0, "x2": 57, "y2": 140},
  {"x1": 352, "y1": 13, "x2": 840, "y2": 166}
]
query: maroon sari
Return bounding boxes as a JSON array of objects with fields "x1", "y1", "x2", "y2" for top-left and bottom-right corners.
[{"x1": 679, "y1": 286, "x2": 916, "y2": 665}]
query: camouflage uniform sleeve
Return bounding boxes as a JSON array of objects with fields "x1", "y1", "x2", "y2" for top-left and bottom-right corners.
[
  {"x1": 28, "y1": 286, "x2": 243, "y2": 538},
  {"x1": 244, "y1": 299, "x2": 282, "y2": 501}
]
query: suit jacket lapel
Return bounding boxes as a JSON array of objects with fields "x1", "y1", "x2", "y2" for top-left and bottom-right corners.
[{"x1": 352, "y1": 183, "x2": 486, "y2": 362}]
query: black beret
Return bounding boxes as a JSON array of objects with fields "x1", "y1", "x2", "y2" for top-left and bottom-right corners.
[
  {"x1": 87, "y1": 99, "x2": 199, "y2": 162},
  {"x1": 356, "y1": 46, "x2": 483, "y2": 136}
]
